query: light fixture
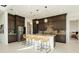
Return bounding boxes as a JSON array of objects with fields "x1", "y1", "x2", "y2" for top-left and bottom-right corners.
[
  {"x1": 44, "y1": 19, "x2": 48, "y2": 23},
  {"x1": 36, "y1": 21, "x2": 39, "y2": 24},
  {"x1": 45, "y1": 6, "x2": 47, "y2": 8},
  {"x1": 36, "y1": 9, "x2": 39, "y2": 11},
  {"x1": 10, "y1": 9, "x2": 13, "y2": 11},
  {"x1": 30, "y1": 22, "x2": 32, "y2": 25}
]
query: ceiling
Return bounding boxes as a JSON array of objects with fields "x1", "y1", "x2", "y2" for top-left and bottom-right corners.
[{"x1": 5, "y1": 5, "x2": 79, "y2": 19}]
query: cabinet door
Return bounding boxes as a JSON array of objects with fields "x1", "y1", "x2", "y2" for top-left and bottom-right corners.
[
  {"x1": 8, "y1": 35, "x2": 17, "y2": 43},
  {"x1": 16, "y1": 16, "x2": 25, "y2": 27},
  {"x1": 33, "y1": 20, "x2": 38, "y2": 34},
  {"x1": 15, "y1": 15, "x2": 25, "y2": 41},
  {"x1": 55, "y1": 35, "x2": 66, "y2": 43},
  {"x1": 8, "y1": 14, "x2": 15, "y2": 33}
]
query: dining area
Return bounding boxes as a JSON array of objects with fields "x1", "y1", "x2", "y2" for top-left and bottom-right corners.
[{"x1": 23, "y1": 34, "x2": 55, "y2": 53}]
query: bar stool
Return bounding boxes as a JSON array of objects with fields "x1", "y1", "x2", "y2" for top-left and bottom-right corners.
[
  {"x1": 29, "y1": 35, "x2": 34, "y2": 45},
  {"x1": 22, "y1": 34, "x2": 26, "y2": 45},
  {"x1": 31, "y1": 35, "x2": 36, "y2": 46},
  {"x1": 22, "y1": 34, "x2": 32, "y2": 46},
  {"x1": 40, "y1": 36, "x2": 51, "y2": 53},
  {"x1": 36, "y1": 36, "x2": 42, "y2": 50},
  {"x1": 33, "y1": 35, "x2": 41, "y2": 50},
  {"x1": 26, "y1": 35, "x2": 32, "y2": 46},
  {"x1": 34, "y1": 36, "x2": 39, "y2": 49}
]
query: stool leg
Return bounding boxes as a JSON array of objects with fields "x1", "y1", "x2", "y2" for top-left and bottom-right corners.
[
  {"x1": 46, "y1": 42, "x2": 51, "y2": 53},
  {"x1": 37, "y1": 40, "x2": 40, "y2": 50},
  {"x1": 30, "y1": 39, "x2": 32, "y2": 45},
  {"x1": 34, "y1": 40, "x2": 38, "y2": 50},
  {"x1": 26, "y1": 39, "x2": 31, "y2": 46},
  {"x1": 32, "y1": 39, "x2": 35, "y2": 46},
  {"x1": 37, "y1": 40, "x2": 42, "y2": 50},
  {"x1": 39, "y1": 41, "x2": 43, "y2": 51},
  {"x1": 26, "y1": 39, "x2": 28, "y2": 45}
]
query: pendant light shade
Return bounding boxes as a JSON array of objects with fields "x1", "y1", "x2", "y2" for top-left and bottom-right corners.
[
  {"x1": 30, "y1": 22, "x2": 32, "y2": 25},
  {"x1": 36, "y1": 21, "x2": 39, "y2": 24},
  {"x1": 44, "y1": 19, "x2": 48, "y2": 23}
]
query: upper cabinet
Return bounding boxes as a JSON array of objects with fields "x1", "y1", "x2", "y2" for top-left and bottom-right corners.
[
  {"x1": 8, "y1": 14, "x2": 25, "y2": 33},
  {"x1": 8, "y1": 14, "x2": 25, "y2": 43},
  {"x1": 33, "y1": 14, "x2": 66, "y2": 34},
  {"x1": 8, "y1": 14, "x2": 15, "y2": 33},
  {"x1": 15, "y1": 15, "x2": 25, "y2": 27}
]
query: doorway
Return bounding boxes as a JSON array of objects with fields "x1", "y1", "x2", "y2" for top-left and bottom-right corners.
[{"x1": 69, "y1": 20, "x2": 79, "y2": 41}]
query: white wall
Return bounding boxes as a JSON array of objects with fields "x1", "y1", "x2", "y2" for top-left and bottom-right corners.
[
  {"x1": 70, "y1": 20, "x2": 78, "y2": 32},
  {"x1": 4, "y1": 11, "x2": 8, "y2": 45},
  {"x1": 0, "y1": 13, "x2": 4, "y2": 43},
  {"x1": 0, "y1": 11, "x2": 8, "y2": 45},
  {"x1": 66, "y1": 14, "x2": 70, "y2": 43},
  {"x1": 25, "y1": 18, "x2": 33, "y2": 35}
]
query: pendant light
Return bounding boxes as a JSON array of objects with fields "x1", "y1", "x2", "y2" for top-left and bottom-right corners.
[
  {"x1": 36, "y1": 20, "x2": 39, "y2": 24},
  {"x1": 44, "y1": 19, "x2": 48, "y2": 23}
]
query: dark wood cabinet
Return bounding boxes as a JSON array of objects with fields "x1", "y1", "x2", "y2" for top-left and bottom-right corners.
[
  {"x1": 33, "y1": 14, "x2": 66, "y2": 43},
  {"x1": 33, "y1": 19, "x2": 47, "y2": 34},
  {"x1": 33, "y1": 14, "x2": 66, "y2": 33},
  {"x1": 33, "y1": 20, "x2": 39, "y2": 34},
  {"x1": 15, "y1": 15, "x2": 25, "y2": 41},
  {"x1": 8, "y1": 14, "x2": 15, "y2": 33},
  {"x1": 8, "y1": 35, "x2": 17, "y2": 43},
  {"x1": 8, "y1": 14, "x2": 25, "y2": 43},
  {"x1": 54, "y1": 35, "x2": 66, "y2": 43},
  {"x1": 15, "y1": 15, "x2": 25, "y2": 27},
  {"x1": 8, "y1": 14, "x2": 17, "y2": 43},
  {"x1": 15, "y1": 15, "x2": 25, "y2": 33}
]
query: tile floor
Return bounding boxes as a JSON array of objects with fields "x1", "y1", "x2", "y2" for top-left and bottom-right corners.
[{"x1": 0, "y1": 39, "x2": 79, "y2": 53}]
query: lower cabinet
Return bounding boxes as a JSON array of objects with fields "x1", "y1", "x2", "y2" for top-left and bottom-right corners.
[
  {"x1": 8, "y1": 35, "x2": 17, "y2": 43},
  {"x1": 54, "y1": 35, "x2": 66, "y2": 43}
]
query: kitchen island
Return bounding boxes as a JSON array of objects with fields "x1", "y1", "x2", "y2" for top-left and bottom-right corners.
[{"x1": 23, "y1": 34, "x2": 56, "y2": 52}]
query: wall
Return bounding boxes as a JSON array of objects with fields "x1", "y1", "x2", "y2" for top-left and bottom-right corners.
[
  {"x1": 66, "y1": 14, "x2": 70, "y2": 43},
  {"x1": 4, "y1": 11, "x2": 8, "y2": 45},
  {"x1": 25, "y1": 18, "x2": 33, "y2": 35},
  {"x1": 0, "y1": 11, "x2": 8, "y2": 45},
  {"x1": 70, "y1": 20, "x2": 78, "y2": 32},
  {"x1": 0, "y1": 13, "x2": 4, "y2": 43}
]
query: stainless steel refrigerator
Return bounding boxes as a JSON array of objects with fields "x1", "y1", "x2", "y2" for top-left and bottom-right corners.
[{"x1": 17, "y1": 26, "x2": 24, "y2": 41}]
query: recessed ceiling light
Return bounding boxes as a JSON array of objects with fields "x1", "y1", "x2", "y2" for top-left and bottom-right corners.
[
  {"x1": 45, "y1": 6, "x2": 47, "y2": 8},
  {"x1": 10, "y1": 9, "x2": 13, "y2": 11},
  {"x1": 36, "y1": 9, "x2": 39, "y2": 11}
]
